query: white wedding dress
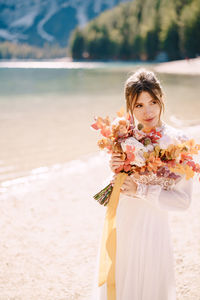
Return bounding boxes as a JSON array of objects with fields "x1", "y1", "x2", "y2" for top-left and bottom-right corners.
[{"x1": 91, "y1": 123, "x2": 193, "y2": 300}]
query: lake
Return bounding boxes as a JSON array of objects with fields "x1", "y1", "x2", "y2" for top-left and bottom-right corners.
[{"x1": 0, "y1": 61, "x2": 200, "y2": 190}]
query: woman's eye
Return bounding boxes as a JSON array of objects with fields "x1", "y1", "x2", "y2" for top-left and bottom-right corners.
[
  {"x1": 135, "y1": 104, "x2": 142, "y2": 108},
  {"x1": 152, "y1": 100, "x2": 157, "y2": 104}
]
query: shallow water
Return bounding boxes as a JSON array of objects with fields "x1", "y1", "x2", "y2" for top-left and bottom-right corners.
[{"x1": 0, "y1": 61, "x2": 200, "y2": 188}]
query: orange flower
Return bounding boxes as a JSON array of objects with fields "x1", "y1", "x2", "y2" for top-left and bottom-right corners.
[
  {"x1": 97, "y1": 138, "x2": 108, "y2": 150},
  {"x1": 142, "y1": 128, "x2": 152, "y2": 133},
  {"x1": 124, "y1": 165, "x2": 132, "y2": 172},
  {"x1": 117, "y1": 106, "x2": 125, "y2": 117},
  {"x1": 91, "y1": 116, "x2": 111, "y2": 132},
  {"x1": 181, "y1": 153, "x2": 193, "y2": 161},
  {"x1": 100, "y1": 127, "x2": 111, "y2": 138},
  {"x1": 115, "y1": 165, "x2": 124, "y2": 173},
  {"x1": 182, "y1": 165, "x2": 194, "y2": 180},
  {"x1": 146, "y1": 152, "x2": 162, "y2": 172},
  {"x1": 170, "y1": 164, "x2": 194, "y2": 180},
  {"x1": 186, "y1": 139, "x2": 195, "y2": 148}
]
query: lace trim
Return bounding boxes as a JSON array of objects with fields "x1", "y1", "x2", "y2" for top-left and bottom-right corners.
[
  {"x1": 135, "y1": 183, "x2": 148, "y2": 198},
  {"x1": 161, "y1": 122, "x2": 189, "y2": 143},
  {"x1": 132, "y1": 173, "x2": 175, "y2": 190}
]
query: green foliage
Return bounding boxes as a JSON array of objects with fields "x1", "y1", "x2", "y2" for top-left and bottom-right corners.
[
  {"x1": 69, "y1": 0, "x2": 200, "y2": 61},
  {"x1": 179, "y1": 0, "x2": 200, "y2": 57},
  {"x1": 86, "y1": 25, "x2": 118, "y2": 59},
  {"x1": 68, "y1": 28, "x2": 85, "y2": 59},
  {"x1": 145, "y1": 29, "x2": 160, "y2": 60},
  {"x1": 0, "y1": 42, "x2": 67, "y2": 59},
  {"x1": 162, "y1": 22, "x2": 181, "y2": 60},
  {"x1": 132, "y1": 35, "x2": 144, "y2": 60}
]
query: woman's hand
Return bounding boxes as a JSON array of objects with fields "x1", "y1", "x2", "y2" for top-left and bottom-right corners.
[
  {"x1": 111, "y1": 174, "x2": 138, "y2": 197},
  {"x1": 109, "y1": 152, "x2": 124, "y2": 173}
]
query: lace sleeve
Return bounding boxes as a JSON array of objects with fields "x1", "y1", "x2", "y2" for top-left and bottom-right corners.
[
  {"x1": 145, "y1": 176, "x2": 193, "y2": 211},
  {"x1": 145, "y1": 124, "x2": 193, "y2": 211},
  {"x1": 132, "y1": 126, "x2": 193, "y2": 211},
  {"x1": 127, "y1": 124, "x2": 193, "y2": 211},
  {"x1": 177, "y1": 130, "x2": 190, "y2": 143}
]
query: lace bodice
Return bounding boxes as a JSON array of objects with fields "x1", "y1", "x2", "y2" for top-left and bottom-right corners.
[
  {"x1": 130, "y1": 123, "x2": 193, "y2": 211},
  {"x1": 131, "y1": 122, "x2": 189, "y2": 191},
  {"x1": 158, "y1": 122, "x2": 189, "y2": 145},
  {"x1": 132, "y1": 173, "x2": 176, "y2": 190}
]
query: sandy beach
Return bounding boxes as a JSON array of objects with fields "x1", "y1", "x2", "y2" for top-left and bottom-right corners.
[
  {"x1": 154, "y1": 57, "x2": 200, "y2": 75},
  {"x1": 0, "y1": 130, "x2": 200, "y2": 299},
  {"x1": 0, "y1": 153, "x2": 110, "y2": 300}
]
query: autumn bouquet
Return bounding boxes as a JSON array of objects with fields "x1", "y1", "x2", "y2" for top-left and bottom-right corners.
[{"x1": 91, "y1": 108, "x2": 200, "y2": 206}]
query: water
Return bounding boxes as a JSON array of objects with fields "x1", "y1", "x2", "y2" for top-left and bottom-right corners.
[{"x1": 0, "y1": 61, "x2": 200, "y2": 189}]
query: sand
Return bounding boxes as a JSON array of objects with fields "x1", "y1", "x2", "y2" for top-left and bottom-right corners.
[
  {"x1": 0, "y1": 139, "x2": 199, "y2": 300},
  {"x1": 0, "y1": 154, "x2": 109, "y2": 300},
  {"x1": 154, "y1": 57, "x2": 200, "y2": 75}
]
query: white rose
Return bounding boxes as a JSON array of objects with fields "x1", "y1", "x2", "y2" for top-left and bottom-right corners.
[{"x1": 121, "y1": 137, "x2": 146, "y2": 167}]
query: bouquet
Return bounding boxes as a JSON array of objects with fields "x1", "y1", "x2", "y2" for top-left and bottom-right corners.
[{"x1": 91, "y1": 107, "x2": 200, "y2": 206}]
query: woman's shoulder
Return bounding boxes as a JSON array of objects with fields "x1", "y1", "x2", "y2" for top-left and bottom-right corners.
[{"x1": 162, "y1": 122, "x2": 189, "y2": 143}]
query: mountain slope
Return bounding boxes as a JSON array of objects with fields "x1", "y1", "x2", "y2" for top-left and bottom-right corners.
[{"x1": 0, "y1": 0, "x2": 131, "y2": 47}]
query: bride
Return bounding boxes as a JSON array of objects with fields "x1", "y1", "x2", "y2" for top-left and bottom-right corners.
[{"x1": 92, "y1": 68, "x2": 193, "y2": 300}]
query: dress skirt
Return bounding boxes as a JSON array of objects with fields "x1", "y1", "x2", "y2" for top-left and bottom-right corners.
[{"x1": 91, "y1": 193, "x2": 176, "y2": 300}]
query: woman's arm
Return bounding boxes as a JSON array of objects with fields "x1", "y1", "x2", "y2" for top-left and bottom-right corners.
[
  {"x1": 134, "y1": 177, "x2": 193, "y2": 212},
  {"x1": 110, "y1": 153, "x2": 193, "y2": 211}
]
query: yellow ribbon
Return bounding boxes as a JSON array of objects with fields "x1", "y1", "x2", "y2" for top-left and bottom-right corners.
[{"x1": 98, "y1": 172, "x2": 128, "y2": 300}]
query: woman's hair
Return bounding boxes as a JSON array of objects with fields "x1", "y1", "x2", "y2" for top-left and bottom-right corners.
[{"x1": 124, "y1": 68, "x2": 165, "y2": 119}]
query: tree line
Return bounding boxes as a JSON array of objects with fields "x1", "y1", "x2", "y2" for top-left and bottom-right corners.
[
  {"x1": 0, "y1": 42, "x2": 67, "y2": 59},
  {"x1": 69, "y1": 0, "x2": 200, "y2": 61}
]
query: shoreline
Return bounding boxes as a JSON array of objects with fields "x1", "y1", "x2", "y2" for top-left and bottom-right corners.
[
  {"x1": 0, "y1": 57, "x2": 199, "y2": 75},
  {"x1": 154, "y1": 57, "x2": 200, "y2": 75}
]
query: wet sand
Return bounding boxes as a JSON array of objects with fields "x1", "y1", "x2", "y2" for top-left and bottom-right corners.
[{"x1": 154, "y1": 57, "x2": 200, "y2": 75}]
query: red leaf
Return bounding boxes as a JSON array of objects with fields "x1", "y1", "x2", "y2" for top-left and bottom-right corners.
[
  {"x1": 124, "y1": 165, "x2": 131, "y2": 172},
  {"x1": 101, "y1": 127, "x2": 111, "y2": 137},
  {"x1": 91, "y1": 122, "x2": 99, "y2": 130},
  {"x1": 115, "y1": 165, "x2": 124, "y2": 173}
]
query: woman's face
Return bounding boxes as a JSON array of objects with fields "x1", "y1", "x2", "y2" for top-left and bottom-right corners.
[{"x1": 133, "y1": 91, "x2": 161, "y2": 130}]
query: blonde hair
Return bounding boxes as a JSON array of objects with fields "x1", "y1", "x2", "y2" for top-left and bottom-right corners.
[{"x1": 124, "y1": 68, "x2": 165, "y2": 121}]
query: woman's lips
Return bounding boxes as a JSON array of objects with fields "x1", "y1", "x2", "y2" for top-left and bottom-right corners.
[{"x1": 143, "y1": 117, "x2": 155, "y2": 122}]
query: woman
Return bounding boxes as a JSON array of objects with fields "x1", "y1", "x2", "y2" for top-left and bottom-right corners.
[{"x1": 92, "y1": 68, "x2": 193, "y2": 300}]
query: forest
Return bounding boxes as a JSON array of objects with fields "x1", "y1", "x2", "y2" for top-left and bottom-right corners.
[
  {"x1": 0, "y1": 0, "x2": 199, "y2": 61},
  {"x1": 69, "y1": 0, "x2": 200, "y2": 61},
  {"x1": 0, "y1": 42, "x2": 67, "y2": 60}
]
